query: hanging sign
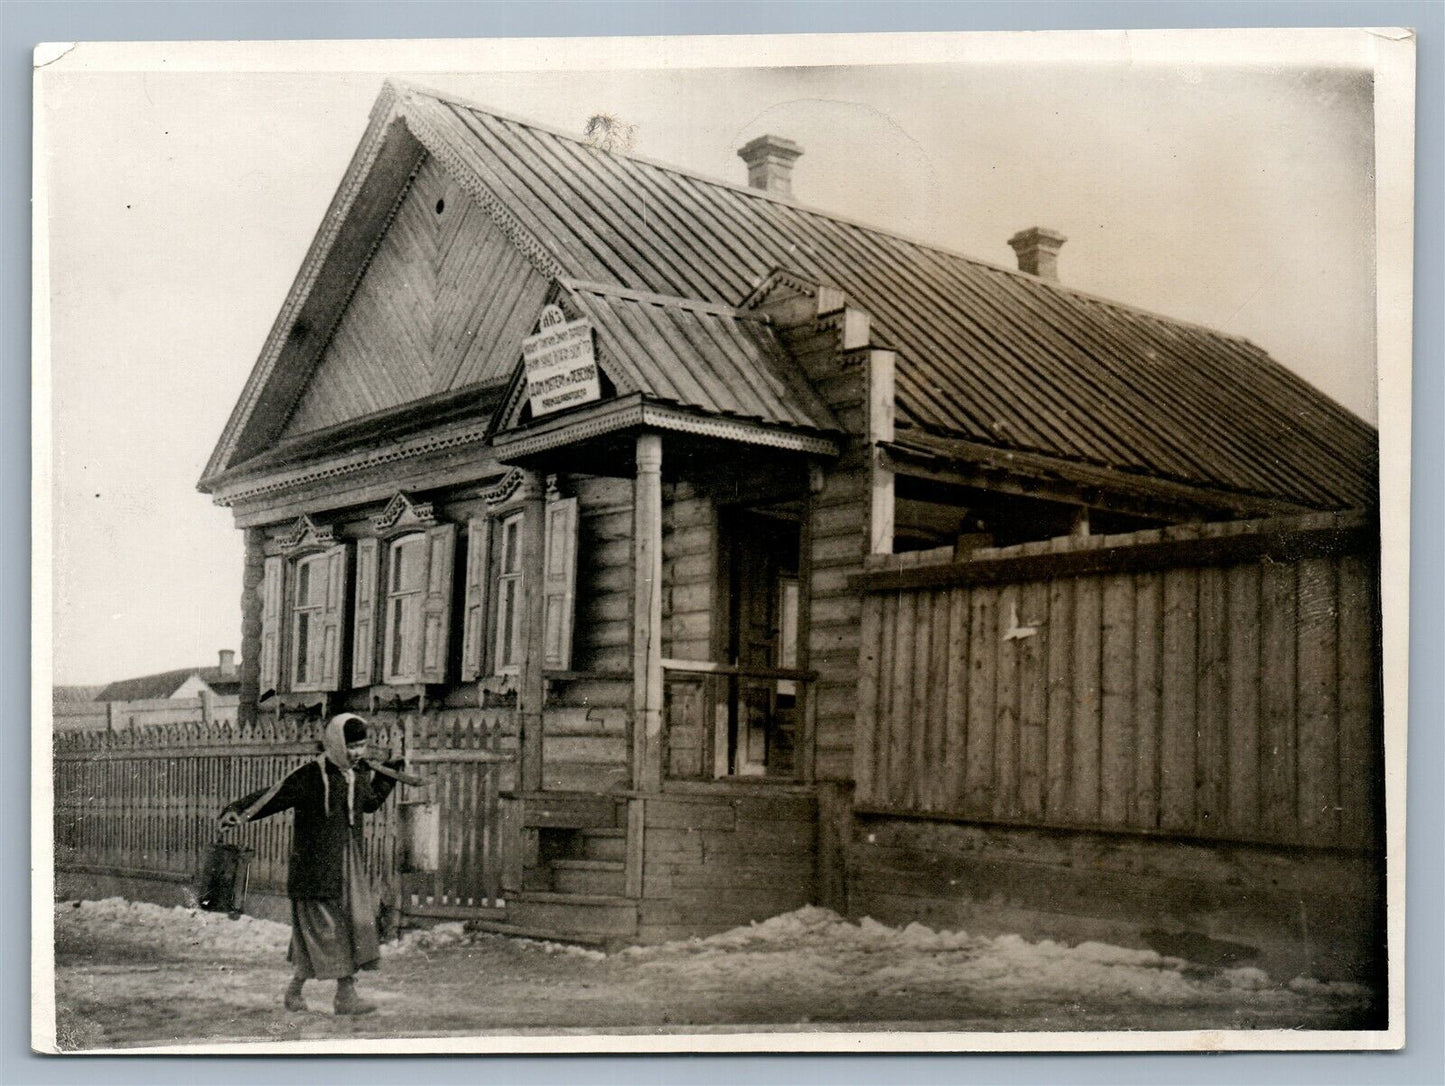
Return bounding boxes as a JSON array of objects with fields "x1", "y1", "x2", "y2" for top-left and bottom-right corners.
[{"x1": 521, "y1": 304, "x2": 601, "y2": 417}]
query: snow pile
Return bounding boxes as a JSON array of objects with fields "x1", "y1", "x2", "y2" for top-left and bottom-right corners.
[
  {"x1": 389, "y1": 922, "x2": 472, "y2": 954},
  {"x1": 56, "y1": 898, "x2": 290, "y2": 957},
  {"x1": 621, "y1": 907, "x2": 1366, "y2": 1008}
]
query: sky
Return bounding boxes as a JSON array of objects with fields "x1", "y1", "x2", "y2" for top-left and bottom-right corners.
[{"x1": 39, "y1": 35, "x2": 1383, "y2": 685}]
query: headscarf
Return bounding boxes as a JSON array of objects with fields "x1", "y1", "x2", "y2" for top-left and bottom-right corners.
[{"x1": 319, "y1": 713, "x2": 368, "y2": 825}]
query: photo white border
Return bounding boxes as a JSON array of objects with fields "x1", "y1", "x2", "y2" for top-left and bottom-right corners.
[{"x1": 28, "y1": 23, "x2": 1416, "y2": 1059}]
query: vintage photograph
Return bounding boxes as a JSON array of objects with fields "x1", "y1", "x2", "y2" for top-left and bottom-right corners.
[{"x1": 35, "y1": 29, "x2": 1411, "y2": 1053}]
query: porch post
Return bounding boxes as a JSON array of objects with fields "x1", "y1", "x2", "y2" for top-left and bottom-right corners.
[
  {"x1": 633, "y1": 433, "x2": 665, "y2": 792},
  {"x1": 517, "y1": 468, "x2": 547, "y2": 793}
]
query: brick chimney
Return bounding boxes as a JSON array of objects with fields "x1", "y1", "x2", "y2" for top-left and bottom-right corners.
[
  {"x1": 738, "y1": 135, "x2": 803, "y2": 198},
  {"x1": 1007, "y1": 227, "x2": 1067, "y2": 281},
  {"x1": 218, "y1": 649, "x2": 237, "y2": 679}
]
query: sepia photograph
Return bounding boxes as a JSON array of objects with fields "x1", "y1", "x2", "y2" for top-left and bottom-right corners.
[{"x1": 33, "y1": 28, "x2": 1413, "y2": 1054}]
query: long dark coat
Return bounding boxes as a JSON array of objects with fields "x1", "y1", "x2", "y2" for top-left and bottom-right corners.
[{"x1": 223, "y1": 758, "x2": 400, "y2": 901}]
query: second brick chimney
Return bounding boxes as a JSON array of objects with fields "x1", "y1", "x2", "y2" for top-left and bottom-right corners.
[
  {"x1": 1007, "y1": 227, "x2": 1068, "y2": 281},
  {"x1": 738, "y1": 135, "x2": 803, "y2": 198}
]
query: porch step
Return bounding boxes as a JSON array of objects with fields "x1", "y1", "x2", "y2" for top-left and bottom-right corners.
[
  {"x1": 552, "y1": 858, "x2": 626, "y2": 896},
  {"x1": 506, "y1": 890, "x2": 639, "y2": 937},
  {"x1": 580, "y1": 828, "x2": 627, "y2": 863}
]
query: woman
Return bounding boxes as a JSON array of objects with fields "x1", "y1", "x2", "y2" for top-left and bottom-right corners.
[{"x1": 219, "y1": 713, "x2": 403, "y2": 1015}]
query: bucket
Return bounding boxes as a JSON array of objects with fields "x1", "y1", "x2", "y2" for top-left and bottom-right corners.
[
  {"x1": 400, "y1": 797, "x2": 441, "y2": 872},
  {"x1": 197, "y1": 840, "x2": 255, "y2": 918}
]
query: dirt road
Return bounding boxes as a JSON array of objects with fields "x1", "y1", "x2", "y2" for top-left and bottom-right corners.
[{"x1": 50, "y1": 899, "x2": 1380, "y2": 1049}]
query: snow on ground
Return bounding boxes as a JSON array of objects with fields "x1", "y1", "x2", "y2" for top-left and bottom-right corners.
[
  {"x1": 619, "y1": 906, "x2": 1371, "y2": 1008},
  {"x1": 57, "y1": 898, "x2": 1366, "y2": 1013}
]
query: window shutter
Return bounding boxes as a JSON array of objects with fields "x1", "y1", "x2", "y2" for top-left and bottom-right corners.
[
  {"x1": 317, "y1": 543, "x2": 349, "y2": 690},
  {"x1": 460, "y1": 516, "x2": 491, "y2": 681},
  {"x1": 351, "y1": 538, "x2": 380, "y2": 687},
  {"x1": 418, "y1": 523, "x2": 457, "y2": 683},
  {"x1": 542, "y1": 497, "x2": 579, "y2": 670},
  {"x1": 259, "y1": 555, "x2": 284, "y2": 696}
]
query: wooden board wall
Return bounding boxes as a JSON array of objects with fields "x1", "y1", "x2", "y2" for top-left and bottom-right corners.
[
  {"x1": 282, "y1": 155, "x2": 550, "y2": 437},
  {"x1": 853, "y1": 517, "x2": 1382, "y2": 851},
  {"x1": 636, "y1": 789, "x2": 817, "y2": 943}
]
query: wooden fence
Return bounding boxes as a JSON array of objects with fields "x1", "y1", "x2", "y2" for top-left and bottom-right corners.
[
  {"x1": 53, "y1": 711, "x2": 517, "y2": 914},
  {"x1": 852, "y1": 511, "x2": 1382, "y2": 851}
]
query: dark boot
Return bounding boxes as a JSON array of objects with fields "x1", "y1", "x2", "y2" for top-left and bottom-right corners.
[
  {"x1": 333, "y1": 976, "x2": 377, "y2": 1016},
  {"x1": 283, "y1": 976, "x2": 307, "y2": 1012}
]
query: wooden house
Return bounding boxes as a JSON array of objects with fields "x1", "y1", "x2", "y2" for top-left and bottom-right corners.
[{"x1": 199, "y1": 83, "x2": 1381, "y2": 976}]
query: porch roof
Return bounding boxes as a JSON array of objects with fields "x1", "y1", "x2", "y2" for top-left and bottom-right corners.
[{"x1": 557, "y1": 281, "x2": 841, "y2": 437}]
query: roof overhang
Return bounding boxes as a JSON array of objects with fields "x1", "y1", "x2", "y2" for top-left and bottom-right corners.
[
  {"x1": 883, "y1": 433, "x2": 1324, "y2": 521},
  {"x1": 493, "y1": 392, "x2": 841, "y2": 463}
]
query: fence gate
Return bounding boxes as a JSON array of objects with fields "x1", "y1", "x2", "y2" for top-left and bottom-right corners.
[{"x1": 393, "y1": 710, "x2": 517, "y2": 922}]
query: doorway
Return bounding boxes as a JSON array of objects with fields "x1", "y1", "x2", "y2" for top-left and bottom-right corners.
[{"x1": 719, "y1": 507, "x2": 802, "y2": 778}]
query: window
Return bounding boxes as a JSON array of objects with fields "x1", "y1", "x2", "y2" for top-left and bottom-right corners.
[
  {"x1": 258, "y1": 539, "x2": 349, "y2": 696},
  {"x1": 383, "y1": 534, "x2": 427, "y2": 683},
  {"x1": 291, "y1": 552, "x2": 328, "y2": 686},
  {"x1": 350, "y1": 522, "x2": 457, "y2": 688},
  {"x1": 493, "y1": 513, "x2": 524, "y2": 672},
  {"x1": 459, "y1": 495, "x2": 579, "y2": 682}
]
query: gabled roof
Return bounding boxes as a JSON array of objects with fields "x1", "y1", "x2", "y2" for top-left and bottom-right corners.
[
  {"x1": 206, "y1": 82, "x2": 1377, "y2": 511},
  {"x1": 95, "y1": 667, "x2": 240, "y2": 703}
]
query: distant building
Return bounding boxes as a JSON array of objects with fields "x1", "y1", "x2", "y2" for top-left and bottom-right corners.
[
  {"x1": 51, "y1": 684, "x2": 106, "y2": 705},
  {"x1": 92, "y1": 650, "x2": 241, "y2": 702}
]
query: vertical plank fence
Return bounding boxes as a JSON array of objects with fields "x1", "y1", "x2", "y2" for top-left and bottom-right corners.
[
  {"x1": 851, "y1": 511, "x2": 1382, "y2": 851},
  {"x1": 53, "y1": 710, "x2": 517, "y2": 916}
]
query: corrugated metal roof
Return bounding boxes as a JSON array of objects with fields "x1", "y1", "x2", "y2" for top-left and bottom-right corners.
[
  {"x1": 400, "y1": 87, "x2": 1376, "y2": 510},
  {"x1": 559, "y1": 281, "x2": 840, "y2": 436}
]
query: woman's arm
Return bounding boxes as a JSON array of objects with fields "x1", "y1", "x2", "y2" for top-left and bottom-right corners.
[
  {"x1": 359, "y1": 759, "x2": 404, "y2": 812},
  {"x1": 218, "y1": 765, "x2": 307, "y2": 825}
]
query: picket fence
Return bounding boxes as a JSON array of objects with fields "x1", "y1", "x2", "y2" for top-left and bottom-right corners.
[{"x1": 53, "y1": 711, "x2": 517, "y2": 913}]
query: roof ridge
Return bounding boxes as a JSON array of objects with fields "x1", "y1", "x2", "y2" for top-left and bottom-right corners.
[{"x1": 391, "y1": 80, "x2": 1257, "y2": 348}]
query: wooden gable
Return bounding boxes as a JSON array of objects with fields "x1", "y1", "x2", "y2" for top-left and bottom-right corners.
[{"x1": 280, "y1": 155, "x2": 551, "y2": 439}]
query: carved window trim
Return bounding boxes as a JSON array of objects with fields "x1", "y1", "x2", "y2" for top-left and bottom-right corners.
[
  {"x1": 276, "y1": 513, "x2": 336, "y2": 555},
  {"x1": 370, "y1": 491, "x2": 437, "y2": 536}
]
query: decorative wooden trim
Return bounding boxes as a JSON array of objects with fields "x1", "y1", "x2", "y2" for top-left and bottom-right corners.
[
  {"x1": 481, "y1": 467, "x2": 526, "y2": 508},
  {"x1": 397, "y1": 94, "x2": 567, "y2": 281},
  {"x1": 493, "y1": 397, "x2": 648, "y2": 460},
  {"x1": 640, "y1": 405, "x2": 841, "y2": 457},
  {"x1": 370, "y1": 491, "x2": 437, "y2": 533},
  {"x1": 275, "y1": 513, "x2": 336, "y2": 553},
  {"x1": 211, "y1": 421, "x2": 492, "y2": 507},
  {"x1": 740, "y1": 266, "x2": 824, "y2": 310}
]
